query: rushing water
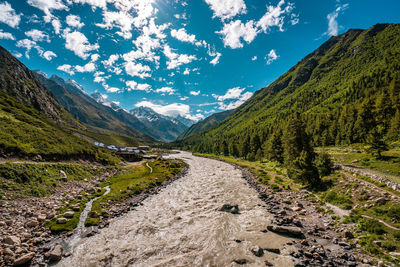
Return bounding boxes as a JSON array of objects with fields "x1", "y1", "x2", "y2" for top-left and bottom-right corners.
[{"x1": 58, "y1": 152, "x2": 295, "y2": 267}]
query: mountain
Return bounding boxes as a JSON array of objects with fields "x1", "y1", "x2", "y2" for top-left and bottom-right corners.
[
  {"x1": 176, "y1": 110, "x2": 233, "y2": 141},
  {"x1": 179, "y1": 24, "x2": 400, "y2": 156},
  {"x1": 129, "y1": 107, "x2": 188, "y2": 142},
  {"x1": 0, "y1": 46, "x2": 117, "y2": 163},
  {"x1": 174, "y1": 115, "x2": 196, "y2": 128},
  {"x1": 34, "y1": 72, "x2": 155, "y2": 146}
]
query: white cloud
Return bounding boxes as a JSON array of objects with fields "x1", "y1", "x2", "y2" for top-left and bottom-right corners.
[
  {"x1": 70, "y1": 0, "x2": 108, "y2": 9},
  {"x1": 105, "y1": 86, "x2": 120, "y2": 93},
  {"x1": 25, "y1": 29, "x2": 50, "y2": 42},
  {"x1": 90, "y1": 53, "x2": 100, "y2": 62},
  {"x1": 155, "y1": 87, "x2": 176, "y2": 95},
  {"x1": 0, "y1": 30, "x2": 15, "y2": 40},
  {"x1": 218, "y1": 20, "x2": 258, "y2": 49},
  {"x1": 183, "y1": 68, "x2": 190, "y2": 75},
  {"x1": 210, "y1": 52, "x2": 221, "y2": 65},
  {"x1": 27, "y1": 0, "x2": 68, "y2": 22},
  {"x1": 63, "y1": 29, "x2": 99, "y2": 59},
  {"x1": 51, "y1": 19, "x2": 61, "y2": 34},
  {"x1": 186, "y1": 113, "x2": 205, "y2": 121},
  {"x1": 57, "y1": 64, "x2": 75, "y2": 75},
  {"x1": 180, "y1": 96, "x2": 189, "y2": 100},
  {"x1": 96, "y1": 10, "x2": 134, "y2": 39},
  {"x1": 252, "y1": 55, "x2": 257, "y2": 61},
  {"x1": 170, "y1": 28, "x2": 206, "y2": 47},
  {"x1": 257, "y1": 0, "x2": 294, "y2": 33},
  {"x1": 43, "y1": 50, "x2": 57, "y2": 60},
  {"x1": 135, "y1": 101, "x2": 191, "y2": 118},
  {"x1": 16, "y1": 39, "x2": 41, "y2": 58},
  {"x1": 190, "y1": 90, "x2": 200, "y2": 96},
  {"x1": 75, "y1": 62, "x2": 96, "y2": 72},
  {"x1": 204, "y1": 0, "x2": 247, "y2": 21},
  {"x1": 0, "y1": 2, "x2": 21, "y2": 28},
  {"x1": 124, "y1": 61, "x2": 151, "y2": 79},
  {"x1": 266, "y1": 49, "x2": 278, "y2": 65},
  {"x1": 326, "y1": 3, "x2": 349, "y2": 36},
  {"x1": 212, "y1": 87, "x2": 253, "y2": 110},
  {"x1": 163, "y1": 44, "x2": 197, "y2": 69},
  {"x1": 126, "y1": 80, "x2": 151, "y2": 92},
  {"x1": 102, "y1": 54, "x2": 119, "y2": 66},
  {"x1": 66, "y1": 14, "x2": 84, "y2": 28}
]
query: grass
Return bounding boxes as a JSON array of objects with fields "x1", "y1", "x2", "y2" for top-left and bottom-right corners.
[
  {"x1": 0, "y1": 162, "x2": 115, "y2": 199},
  {"x1": 85, "y1": 159, "x2": 186, "y2": 226}
]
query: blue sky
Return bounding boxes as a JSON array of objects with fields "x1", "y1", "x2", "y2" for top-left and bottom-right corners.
[{"x1": 1, "y1": 0, "x2": 400, "y2": 121}]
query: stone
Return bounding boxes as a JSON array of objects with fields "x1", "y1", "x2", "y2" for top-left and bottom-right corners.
[
  {"x1": 25, "y1": 220, "x2": 38, "y2": 228},
  {"x1": 88, "y1": 211, "x2": 99, "y2": 218},
  {"x1": 13, "y1": 252, "x2": 35, "y2": 266},
  {"x1": 344, "y1": 231, "x2": 354, "y2": 239},
  {"x1": 87, "y1": 187, "x2": 95, "y2": 194},
  {"x1": 266, "y1": 225, "x2": 304, "y2": 237},
  {"x1": 59, "y1": 170, "x2": 67, "y2": 180},
  {"x1": 3, "y1": 248, "x2": 15, "y2": 256},
  {"x1": 375, "y1": 197, "x2": 388, "y2": 205},
  {"x1": 291, "y1": 206, "x2": 302, "y2": 212},
  {"x1": 56, "y1": 217, "x2": 67, "y2": 224},
  {"x1": 72, "y1": 205, "x2": 80, "y2": 211},
  {"x1": 46, "y1": 212, "x2": 56, "y2": 219},
  {"x1": 264, "y1": 260, "x2": 273, "y2": 266},
  {"x1": 265, "y1": 248, "x2": 280, "y2": 254},
  {"x1": 37, "y1": 215, "x2": 46, "y2": 222},
  {"x1": 63, "y1": 211, "x2": 74, "y2": 218},
  {"x1": 80, "y1": 227, "x2": 98, "y2": 238},
  {"x1": 0, "y1": 221, "x2": 6, "y2": 227},
  {"x1": 220, "y1": 204, "x2": 239, "y2": 214},
  {"x1": 49, "y1": 244, "x2": 63, "y2": 262},
  {"x1": 251, "y1": 246, "x2": 264, "y2": 257},
  {"x1": 234, "y1": 259, "x2": 248, "y2": 265},
  {"x1": 4, "y1": 236, "x2": 21, "y2": 246}
]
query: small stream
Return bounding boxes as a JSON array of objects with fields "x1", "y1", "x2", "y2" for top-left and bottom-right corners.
[{"x1": 62, "y1": 186, "x2": 111, "y2": 254}]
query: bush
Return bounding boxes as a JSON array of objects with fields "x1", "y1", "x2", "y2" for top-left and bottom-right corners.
[
  {"x1": 359, "y1": 218, "x2": 386, "y2": 235},
  {"x1": 315, "y1": 152, "x2": 334, "y2": 177}
]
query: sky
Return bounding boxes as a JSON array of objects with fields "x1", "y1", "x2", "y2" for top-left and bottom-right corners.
[{"x1": 0, "y1": 0, "x2": 400, "y2": 121}]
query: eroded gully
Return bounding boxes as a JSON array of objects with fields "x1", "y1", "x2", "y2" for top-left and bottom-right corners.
[{"x1": 58, "y1": 151, "x2": 295, "y2": 267}]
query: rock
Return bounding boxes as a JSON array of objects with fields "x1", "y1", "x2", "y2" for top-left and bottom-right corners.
[
  {"x1": 220, "y1": 204, "x2": 239, "y2": 214},
  {"x1": 80, "y1": 226, "x2": 98, "y2": 238},
  {"x1": 234, "y1": 259, "x2": 248, "y2": 265},
  {"x1": 4, "y1": 236, "x2": 21, "y2": 246},
  {"x1": 88, "y1": 211, "x2": 99, "y2": 218},
  {"x1": 25, "y1": 219, "x2": 38, "y2": 228},
  {"x1": 87, "y1": 187, "x2": 95, "y2": 194},
  {"x1": 375, "y1": 197, "x2": 388, "y2": 205},
  {"x1": 37, "y1": 215, "x2": 46, "y2": 222},
  {"x1": 13, "y1": 252, "x2": 35, "y2": 266},
  {"x1": 266, "y1": 225, "x2": 304, "y2": 237},
  {"x1": 49, "y1": 244, "x2": 63, "y2": 262},
  {"x1": 59, "y1": 170, "x2": 67, "y2": 180},
  {"x1": 344, "y1": 231, "x2": 354, "y2": 239},
  {"x1": 56, "y1": 217, "x2": 67, "y2": 224},
  {"x1": 264, "y1": 260, "x2": 273, "y2": 266},
  {"x1": 3, "y1": 248, "x2": 15, "y2": 256},
  {"x1": 63, "y1": 211, "x2": 74, "y2": 218},
  {"x1": 251, "y1": 246, "x2": 264, "y2": 257},
  {"x1": 265, "y1": 248, "x2": 280, "y2": 254},
  {"x1": 291, "y1": 206, "x2": 302, "y2": 212},
  {"x1": 0, "y1": 221, "x2": 6, "y2": 227},
  {"x1": 72, "y1": 205, "x2": 80, "y2": 211},
  {"x1": 46, "y1": 212, "x2": 56, "y2": 219}
]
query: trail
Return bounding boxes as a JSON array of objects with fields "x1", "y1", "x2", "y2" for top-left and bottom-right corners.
[{"x1": 58, "y1": 151, "x2": 295, "y2": 267}]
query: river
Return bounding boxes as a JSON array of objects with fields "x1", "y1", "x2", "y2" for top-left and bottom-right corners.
[{"x1": 58, "y1": 151, "x2": 295, "y2": 267}]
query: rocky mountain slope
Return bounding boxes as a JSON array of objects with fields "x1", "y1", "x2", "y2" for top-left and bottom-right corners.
[{"x1": 176, "y1": 110, "x2": 232, "y2": 141}]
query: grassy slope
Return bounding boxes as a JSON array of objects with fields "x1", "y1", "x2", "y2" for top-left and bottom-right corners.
[{"x1": 181, "y1": 24, "x2": 400, "y2": 146}]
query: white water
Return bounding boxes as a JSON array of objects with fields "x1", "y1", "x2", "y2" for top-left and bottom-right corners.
[{"x1": 58, "y1": 152, "x2": 295, "y2": 267}]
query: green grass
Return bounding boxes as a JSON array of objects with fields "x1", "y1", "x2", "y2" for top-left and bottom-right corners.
[
  {"x1": 0, "y1": 162, "x2": 115, "y2": 198},
  {"x1": 85, "y1": 159, "x2": 186, "y2": 226}
]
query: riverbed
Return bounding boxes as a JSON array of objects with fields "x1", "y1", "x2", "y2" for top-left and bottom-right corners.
[{"x1": 58, "y1": 151, "x2": 295, "y2": 267}]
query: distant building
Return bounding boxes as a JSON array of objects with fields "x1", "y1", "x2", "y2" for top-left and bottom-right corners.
[
  {"x1": 138, "y1": 145, "x2": 150, "y2": 151},
  {"x1": 107, "y1": 145, "x2": 118, "y2": 150}
]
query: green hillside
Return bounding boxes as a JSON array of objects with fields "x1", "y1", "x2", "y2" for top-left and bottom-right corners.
[
  {"x1": 179, "y1": 24, "x2": 400, "y2": 156},
  {"x1": 176, "y1": 109, "x2": 232, "y2": 141}
]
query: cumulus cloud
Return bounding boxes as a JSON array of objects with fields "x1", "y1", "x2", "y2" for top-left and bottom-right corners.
[
  {"x1": 75, "y1": 62, "x2": 96, "y2": 72},
  {"x1": 190, "y1": 90, "x2": 200, "y2": 96},
  {"x1": 51, "y1": 19, "x2": 62, "y2": 34},
  {"x1": 163, "y1": 44, "x2": 197, "y2": 69},
  {"x1": 43, "y1": 50, "x2": 57, "y2": 60},
  {"x1": 155, "y1": 87, "x2": 176, "y2": 95},
  {"x1": 126, "y1": 80, "x2": 151, "y2": 92},
  {"x1": 217, "y1": 0, "x2": 296, "y2": 49},
  {"x1": 96, "y1": 11, "x2": 134, "y2": 39},
  {"x1": 66, "y1": 14, "x2": 84, "y2": 28},
  {"x1": 124, "y1": 61, "x2": 151, "y2": 79},
  {"x1": 135, "y1": 100, "x2": 202, "y2": 120},
  {"x1": 0, "y1": 2, "x2": 21, "y2": 28},
  {"x1": 266, "y1": 49, "x2": 278, "y2": 65},
  {"x1": 326, "y1": 3, "x2": 349, "y2": 36},
  {"x1": 0, "y1": 30, "x2": 15, "y2": 40},
  {"x1": 218, "y1": 20, "x2": 258, "y2": 49},
  {"x1": 180, "y1": 96, "x2": 189, "y2": 100},
  {"x1": 27, "y1": 0, "x2": 68, "y2": 22},
  {"x1": 63, "y1": 29, "x2": 99, "y2": 59},
  {"x1": 212, "y1": 87, "x2": 253, "y2": 110},
  {"x1": 171, "y1": 28, "x2": 206, "y2": 47},
  {"x1": 16, "y1": 39, "x2": 41, "y2": 58},
  {"x1": 25, "y1": 29, "x2": 50, "y2": 42},
  {"x1": 252, "y1": 56, "x2": 257, "y2": 61},
  {"x1": 57, "y1": 64, "x2": 75, "y2": 75},
  {"x1": 204, "y1": 0, "x2": 247, "y2": 21}
]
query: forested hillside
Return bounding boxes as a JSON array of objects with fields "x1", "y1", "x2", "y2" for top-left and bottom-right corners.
[{"x1": 179, "y1": 24, "x2": 400, "y2": 160}]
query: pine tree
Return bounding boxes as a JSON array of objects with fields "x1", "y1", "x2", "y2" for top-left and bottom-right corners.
[
  {"x1": 264, "y1": 129, "x2": 284, "y2": 163},
  {"x1": 366, "y1": 127, "x2": 389, "y2": 159}
]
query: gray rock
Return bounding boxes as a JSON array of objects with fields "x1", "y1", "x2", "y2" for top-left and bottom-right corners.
[
  {"x1": 220, "y1": 204, "x2": 239, "y2": 214},
  {"x1": 4, "y1": 236, "x2": 21, "y2": 246},
  {"x1": 25, "y1": 219, "x2": 38, "y2": 228},
  {"x1": 251, "y1": 246, "x2": 264, "y2": 257},
  {"x1": 13, "y1": 252, "x2": 35, "y2": 266},
  {"x1": 49, "y1": 244, "x2": 63, "y2": 262},
  {"x1": 267, "y1": 225, "x2": 304, "y2": 237},
  {"x1": 56, "y1": 217, "x2": 67, "y2": 224},
  {"x1": 59, "y1": 170, "x2": 67, "y2": 180},
  {"x1": 63, "y1": 211, "x2": 74, "y2": 218}
]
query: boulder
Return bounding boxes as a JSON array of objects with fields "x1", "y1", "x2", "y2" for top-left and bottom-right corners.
[
  {"x1": 4, "y1": 235, "x2": 21, "y2": 246},
  {"x1": 220, "y1": 204, "x2": 239, "y2": 214},
  {"x1": 13, "y1": 252, "x2": 35, "y2": 266},
  {"x1": 59, "y1": 170, "x2": 67, "y2": 180},
  {"x1": 56, "y1": 217, "x2": 67, "y2": 224},
  {"x1": 63, "y1": 211, "x2": 74, "y2": 218},
  {"x1": 80, "y1": 226, "x2": 98, "y2": 238},
  {"x1": 266, "y1": 225, "x2": 304, "y2": 238},
  {"x1": 49, "y1": 244, "x2": 63, "y2": 262},
  {"x1": 251, "y1": 246, "x2": 264, "y2": 257},
  {"x1": 37, "y1": 214, "x2": 46, "y2": 222}
]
